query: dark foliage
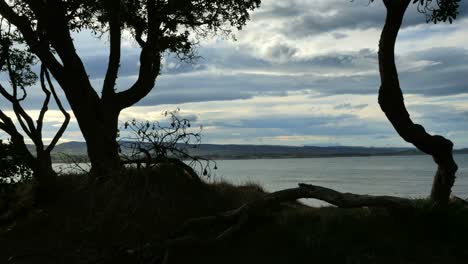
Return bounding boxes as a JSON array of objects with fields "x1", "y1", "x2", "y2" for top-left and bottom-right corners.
[
  {"x1": 48, "y1": 0, "x2": 260, "y2": 56},
  {"x1": 370, "y1": 0, "x2": 460, "y2": 23},
  {"x1": 0, "y1": 139, "x2": 32, "y2": 186},
  {"x1": 414, "y1": 0, "x2": 461, "y2": 23}
]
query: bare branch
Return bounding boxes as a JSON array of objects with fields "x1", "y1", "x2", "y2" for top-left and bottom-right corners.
[
  {"x1": 0, "y1": 109, "x2": 17, "y2": 135},
  {"x1": 44, "y1": 66, "x2": 70, "y2": 153},
  {"x1": 37, "y1": 65, "x2": 52, "y2": 134},
  {"x1": 0, "y1": 109, "x2": 33, "y2": 162},
  {"x1": 116, "y1": 0, "x2": 162, "y2": 109},
  {"x1": 4, "y1": 54, "x2": 38, "y2": 143},
  {"x1": 0, "y1": 83, "x2": 33, "y2": 140}
]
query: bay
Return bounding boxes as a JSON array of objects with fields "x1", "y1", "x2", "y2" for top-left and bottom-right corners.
[
  {"x1": 208, "y1": 154, "x2": 468, "y2": 205},
  {"x1": 54, "y1": 154, "x2": 468, "y2": 206}
]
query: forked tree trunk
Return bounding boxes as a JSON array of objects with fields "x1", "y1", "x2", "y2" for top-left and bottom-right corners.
[
  {"x1": 59, "y1": 74, "x2": 123, "y2": 178},
  {"x1": 378, "y1": 0, "x2": 458, "y2": 206}
]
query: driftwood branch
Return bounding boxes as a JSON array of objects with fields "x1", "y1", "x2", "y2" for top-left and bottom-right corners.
[
  {"x1": 159, "y1": 183, "x2": 414, "y2": 263},
  {"x1": 174, "y1": 183, "x2": 413, "y2": 239}
]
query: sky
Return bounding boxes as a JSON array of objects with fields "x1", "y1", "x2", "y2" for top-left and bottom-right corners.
[{"x1": 1, "y1": 0, "x2": 468, "y2": 148}]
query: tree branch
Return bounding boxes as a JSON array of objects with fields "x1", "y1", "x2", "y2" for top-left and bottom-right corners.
[
  {"x1": 44, "y1": 66, "x2": 70, "y2": 153},
  {"x1": 116, "y1": 0, "x2": 161, "y2": 110},
  {"x1": 37, "y1": 65, "x2": 52, "y2": 135},
  {"x1": 2, "y1": 54, "x2": 39, "y2": 145},
  {"x1": 0, "y1": 109, "x2": 17, "y2": 136},
  {"x1": 102, "y1": 0, "x2": 122, "y2": 101},
  {"x1": 0, "y1": 0, "x2": 64, "y2": 80},
  {"x1": 0, "y1": 109, "x2": 34, "y2": 162},
  {"x1": 0, "y1": 83, "x2": 35, "y2": 141}
]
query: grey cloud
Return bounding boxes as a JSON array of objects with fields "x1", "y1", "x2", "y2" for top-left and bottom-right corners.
[
  {"x1": 398, "y1": 47, "x2": 468, "y2": 96},
  {"x1": 81, "y1": 51, "x2": 207, "y2": 80},
  {"x1": 404, "y1": 104, "x2": 468, "y2": 146},
  {"x1": 332, "y1": 32, "x2": 347, "y2": 39},
  {"x1": 177, "y1": 113, "x2": 199, "y2": 122},
  {"x1": 301, "y1": 48, "x2": 377, "y2": 68},
  {"x1": 206, "y1": 113, "x2": 392, "y2": 138},
  {"x1": 130, "y1": 46, "x2": 468, "y2": 106},
  {"x1": 83, "y1": 53, "x2": 140, "y2": 79},
  {"x1": 194, "y1": 45, "x2": 378, "y2": 74},
  {"x1": 265, "y1": 43, "x2": 298, "y2": 62},
  {"x1": 138, "y1": 89, "x2": 255, "y2": 106},
  {"x1": 161, "y1": 55, "x2": 208, "y2": 74},
  {"x1": 334, "y1": 103, "x2": 368, "y2": 110},
  {"x1": 256, "y1": 0, "x2": 468, "y2": 38},
  {"x1": 4, "y1": 45, "x2": 467, "y2": 111}
]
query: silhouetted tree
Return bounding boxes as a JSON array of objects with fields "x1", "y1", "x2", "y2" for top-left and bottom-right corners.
[
  {"x1": 0, "y1": 0, "x2": 261, "y2": 177},
  {"x1": 377, "y1": 0, "x2": 460, "y2": 206},
  {"x1": 0, "y1": 25, "x2": 70, "y2": 200}
]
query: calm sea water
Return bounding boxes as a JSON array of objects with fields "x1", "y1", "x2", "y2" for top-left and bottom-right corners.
[
  {"x1": 54, "y1": 154, "x2": 468, "y2": 206},
  {"x1": 208, "y1": 154, "x2": 468, "y2": 205}
]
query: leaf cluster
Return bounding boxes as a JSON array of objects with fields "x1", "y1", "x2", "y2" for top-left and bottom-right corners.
[
  {"x1": 413, "y1": 0, "x2": 460, "y2": 23},
  {"x1": 372, "y1": 0, "x2": 460, "y2": 24},
  {"x1": 9, "y1": 0, "x2": 260, "y2": 60},
  {"x1": 0, "y1": 24, "x2": 37, "y2": 89}
]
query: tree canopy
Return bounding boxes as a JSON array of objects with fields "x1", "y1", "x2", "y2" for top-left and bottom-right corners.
[
  {"x1": 0, "y1": 0, "x2": 262, "y2": 176},
  {"x1": 370, "y1": 0, "x2": 460, "y2": 23}
]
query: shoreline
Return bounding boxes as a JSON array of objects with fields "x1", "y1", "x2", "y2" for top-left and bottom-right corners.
[{"x1": 51, "y1": 151, "x2": 468, "y2": 164}]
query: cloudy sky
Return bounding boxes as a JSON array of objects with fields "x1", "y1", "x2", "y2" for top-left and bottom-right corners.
[{"x1": 1, "y1": 0, "x2": 468, "y2": 148}]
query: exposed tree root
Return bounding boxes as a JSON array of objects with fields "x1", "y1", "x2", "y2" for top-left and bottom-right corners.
[{"x1": 159, "y1": 183, "x2": 414, "y2": 263}]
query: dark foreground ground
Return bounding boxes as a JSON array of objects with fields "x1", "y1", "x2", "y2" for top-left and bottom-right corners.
[{"x1": 1, "y1": 163, "x2": 468, "y2": 264}]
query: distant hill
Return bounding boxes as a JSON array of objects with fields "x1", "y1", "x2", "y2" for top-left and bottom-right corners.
[
  {"x1": 47, "y1": 141, "x2": 468, "y2": 161},
  {"x1": 53, "y1": 141, "x2": 89, "y2": 155}
]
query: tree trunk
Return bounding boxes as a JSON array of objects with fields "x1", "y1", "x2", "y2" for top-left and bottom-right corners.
[
  {"x1": 33, "y1": 151, "x2": 57, "y2": 202},
  {"x1": 84, "y1": 111, "x2": 122, "y2": 178},
  {"x1": 8, "y1": 131, "x2": 58, "y2": 201},
  {"x1": 378, "y1": 0, "x2": 458, "y2": 206},
  {"x1": 59, "y1": 72, "x2": 123, "y2": 178}
]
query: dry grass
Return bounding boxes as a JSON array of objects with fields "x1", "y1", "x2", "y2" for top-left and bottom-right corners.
[{"x1": 1, "y1": 164, "x2": 468, "y2": 264}]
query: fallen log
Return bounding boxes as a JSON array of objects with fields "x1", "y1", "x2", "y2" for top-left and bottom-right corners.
[{"x1": 160, "y1": 183, "x2": 414, "y2": 263}]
